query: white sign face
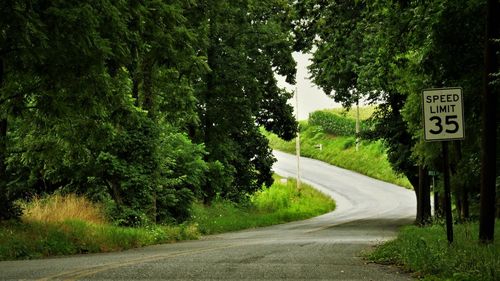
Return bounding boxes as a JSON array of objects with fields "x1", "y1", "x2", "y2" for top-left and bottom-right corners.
[{"x1": 422, "y1": 88, "x2": 464, "y2": 141}]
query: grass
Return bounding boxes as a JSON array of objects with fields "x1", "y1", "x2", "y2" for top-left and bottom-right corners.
[
  {"x1": 367, "y1": 222, "x2": 500, "y2": 281},
  {"x1": 0, "y1": 193, "x2": 199, "y2": 260},
  {"x1": 0, "y1": 177, "x2": 334, "y2": 260},
  {"x1": 191, "y1": 175, "x2": 335, "y2": 234},
  {"x1": 264, "y1": 122, "x2": 411, "y2": 188},
  {"x1": 20, "y1": 193, "x2": 107, "y2": 224},
  {"x1": 0, "y1": 220, "x2": 199, "y2": 260}
]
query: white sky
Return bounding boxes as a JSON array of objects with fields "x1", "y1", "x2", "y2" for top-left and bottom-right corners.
[{"x1": 276, "y1": 52, "x2": 341, "y2": 120}]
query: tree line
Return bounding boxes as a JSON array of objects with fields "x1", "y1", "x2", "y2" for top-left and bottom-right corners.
[
  {"x1": 295, "y1": 0, "x2": 499, "y2": 242},
  {"x1": 1, "y1": 0, "x2": 498, "y2": 242},
  {"x1": 0, "y1": 0, "x2": 297, "y2": 225}
]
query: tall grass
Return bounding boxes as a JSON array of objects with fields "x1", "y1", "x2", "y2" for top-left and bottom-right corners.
[
  {"x1": 191, "y1": 176, "x2": 335, "y2": 234},
  {"x1": 0, "y1": 194, "x2": 199, "y2": 260},
  {"x1": 20, "y1": 193, "x2": 107, "y2": 224},
  {"x1": 0, "y1": 220, "x2": 200, "y2": 260},
  {"x1": 368, "y1": 222, "x2": 500, "y2": 281}
]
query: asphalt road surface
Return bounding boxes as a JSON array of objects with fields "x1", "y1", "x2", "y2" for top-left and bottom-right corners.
[{"x1": 0, "y1": 151, "x2": 416, "y2": 280}]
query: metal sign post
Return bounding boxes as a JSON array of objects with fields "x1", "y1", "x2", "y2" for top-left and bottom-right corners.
[{"x1": 422, "y1": 87, "x2": 465, "y2": 243}]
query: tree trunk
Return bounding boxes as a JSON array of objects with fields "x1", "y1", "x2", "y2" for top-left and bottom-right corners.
[
  {"x1": 202, "y1": 9, "x2": 219, "y2": 204},
  {"x1": 0, "y1": 58, "x2": 5, "y2": 182},
  {"x1": 416, "y1": 165, "x2": 431, "y2": 225},
  {"x1": 453, "y1": 142, "x2": 468, "y2": 223},
  {"x1": 456, "y1": 195, "x2": 463, "y2": 223},
  {"x1": 0, "y1": 57, "x2": 7, "y2": 219},
  {"x1": 0, "y1": 118, "x2": 8, "y2": 220},
  {"x1": 406, "y1": 168, "x2": 426, "y2": 224},
  {"x1": 434, "y1": 191, "x2": 443, "y2": 218},
  {"x1": 462, "y1": 190, "x2": 470, "y2": 221},
  {"x1": 140, "y1": 60, "x2": 159, "y2": 222},
  {"x1": 479, "y1": 0, "x2": 499, "y2": 243},
  {"x1": 0, "y1": 58, "x2": 16, "y2": 220}
]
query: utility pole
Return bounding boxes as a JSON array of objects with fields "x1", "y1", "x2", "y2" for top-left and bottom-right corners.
[
  {"x1": 355, "y1": 98, "x2": 360, "y2": 152},
  {"x1": 295, "y1": 87, "x2": 301, "y2": 191}
]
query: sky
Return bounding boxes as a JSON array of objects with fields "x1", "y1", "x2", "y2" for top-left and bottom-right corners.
[{"x1": 276, "y1": 52, "x2": 341, "y2": 120}]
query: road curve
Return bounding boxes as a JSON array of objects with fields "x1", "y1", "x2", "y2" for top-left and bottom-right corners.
[{"x1": 0, "y1": 151, "x2": 416, "y2": 280}]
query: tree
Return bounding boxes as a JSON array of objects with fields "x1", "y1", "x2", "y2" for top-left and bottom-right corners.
[
  {"x1": 292, "y1": 0, "x2": 429, "y2": 223},
  {"x1": 1, "y1": 0, "x2": 129, "y2": 219},
  {"x1": 293, "y1": 0, "x2": 491, "y2": 227},
  {"x1": 0, "y1": 0, "x2": 208, "y2": 225},
  {"x1": 1, "y1": 0, "x2": 299, "y2": 224},
  {"x1": 195, "y1": 0, "x2": 297, "y2": 202}
]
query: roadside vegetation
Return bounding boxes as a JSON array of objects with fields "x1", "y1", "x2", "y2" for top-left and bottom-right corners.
[
  {"x1": 264, "y1": 108, "x2": 411, "y2": 188},
  {"x1": 368, "y1": 222, "x2": 500, "y2": 281},
  {"x1": 267, "y1": 108, "x2": 499, "y2": 281},
  {"x1": 192, "y1": 175, "x2": 335, "y2": 234},
  {"x1": 0, "y1": 176, "x2": 334, "y2": 261}
]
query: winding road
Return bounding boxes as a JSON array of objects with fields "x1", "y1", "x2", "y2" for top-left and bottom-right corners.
[{"x1": 0, "y1": 151, "x2": 416, "y2": 280}]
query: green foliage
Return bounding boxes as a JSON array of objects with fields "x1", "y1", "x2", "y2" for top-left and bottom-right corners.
[
  {"x1": 1, "y1": 0, "x2": 298, "y2": 225},
  {"x1": 194, "y1": 0, "x2": 298, "y2": 202},
  {"x1": 368, "y1": 222, "x2": 500, "y2": 281},
  {"x1": 308, "y1": 110, "x2": 372, "y2": 136},
  {"x1": 191, "y1": 176, "x2": 335, "y2": 235}
]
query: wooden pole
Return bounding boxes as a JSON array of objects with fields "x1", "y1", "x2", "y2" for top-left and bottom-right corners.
[{"x1": 295, "y1": 87, "x2": 301, "y2": 191}]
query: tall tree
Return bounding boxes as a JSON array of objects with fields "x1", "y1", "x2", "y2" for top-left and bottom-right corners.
[
  {"x1": 479, "y1": 0, "x2": 500, "y2": 243},
  {"x1": 1, "y1": 0, "x2": 208, "y2": 225},
  {"x1": 197, "y1": 0, "x2": 297, "y2": 201},
  {"x1": 294, "y1": 0, "x2": 490, "y2": 226}
]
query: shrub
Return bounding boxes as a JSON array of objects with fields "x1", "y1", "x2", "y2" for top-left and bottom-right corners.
[{"x1": 309, "y1": 110, "x2": 372, "y2": 136}]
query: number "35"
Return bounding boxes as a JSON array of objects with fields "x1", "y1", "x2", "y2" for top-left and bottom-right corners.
[{"x1": 429, "y1": 115, "x2": 459, "y2": 134}]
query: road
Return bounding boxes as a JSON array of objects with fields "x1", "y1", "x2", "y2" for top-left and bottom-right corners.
[{"x1": 0, "y1": 151, "x2": 416, "y2": 280}]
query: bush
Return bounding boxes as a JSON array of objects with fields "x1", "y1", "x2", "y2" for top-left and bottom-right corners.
[{"x1": 309, "y1": 110, "x2": 372, "y2": 136}]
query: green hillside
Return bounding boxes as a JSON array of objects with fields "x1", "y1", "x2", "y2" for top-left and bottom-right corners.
[{"x1": 265, "y1": 109, "x2": 412, "y2": 189}]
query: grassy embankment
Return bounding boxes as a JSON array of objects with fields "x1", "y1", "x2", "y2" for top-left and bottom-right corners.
[
  {"x1": 264, "y1": 107, "x2": 411, "y2": 188},
  {"x1": 0, "y1": 176, "x2": 334, "y2": 260},
  {"x1": 368, "y1": 223, "x2": 499, "y2": 281}
]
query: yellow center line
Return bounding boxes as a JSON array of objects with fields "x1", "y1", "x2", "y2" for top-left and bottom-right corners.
[{"x1": 37, "y1": 244, "x2": 239, "y2": 281}]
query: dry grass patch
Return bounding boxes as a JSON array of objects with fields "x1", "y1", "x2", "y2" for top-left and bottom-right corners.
[{"x1": 21, "y1": 193, "x2": 107, "y2": 224}]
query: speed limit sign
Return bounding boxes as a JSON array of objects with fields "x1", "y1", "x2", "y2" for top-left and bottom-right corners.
[{"x1": 422, "y1": 88, "x2": 465, "y2": 141}]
